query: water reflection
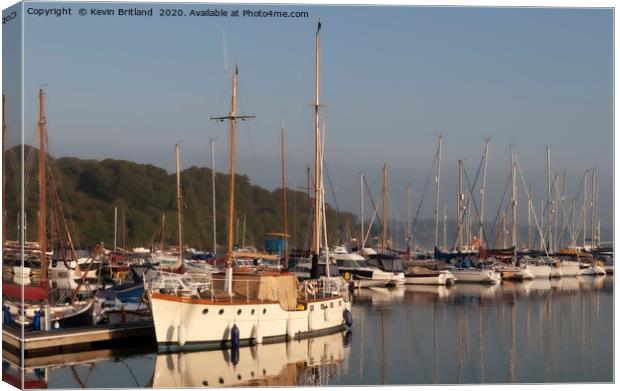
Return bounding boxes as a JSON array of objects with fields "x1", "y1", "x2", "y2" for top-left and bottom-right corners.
[
  {"x1": 152, "y1": 332, "x2": 351, "y2": 387},
  {"x1": 3, "y1": 277, "x2": 612, "y2": 387}
]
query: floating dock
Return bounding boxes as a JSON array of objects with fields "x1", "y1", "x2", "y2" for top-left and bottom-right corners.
[{"x1": 2, "y1": 320, "x2": 155, "y2": 357}]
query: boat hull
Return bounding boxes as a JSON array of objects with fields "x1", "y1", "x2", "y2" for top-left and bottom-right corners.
[
  {"x1": 404, "y1": 271, "x2": 455, "y2": 285},
  {"x1": 450, "y1": 269, "x2": 501, "y2": 284},
  {"x1": 148, "y1": 291, "x2": 351, "y2": 352},
  {"x1": 525, "y1": 265, "x2": 551, "y2": 279}
]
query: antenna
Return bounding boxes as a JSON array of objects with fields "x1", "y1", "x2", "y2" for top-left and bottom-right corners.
[{"x1": 222, "y1": 31, "x2": 229, "y2": 75}]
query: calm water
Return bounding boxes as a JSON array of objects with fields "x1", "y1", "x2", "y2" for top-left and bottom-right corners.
[{"x1": 5, "y1": 276, "x2": 613, "y2": 387}]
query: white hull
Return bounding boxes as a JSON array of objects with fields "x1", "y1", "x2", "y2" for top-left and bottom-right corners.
[
  {"x1": 560, "y1": 261, "x2": 581, "y2": 277},
  {"x1": 525, "y1": 264, "x2": 551, "y2": 279},
  {"x1": 387, "y1": 272, "x2": 406, "y2": 286},
  {"x1": 549, "y1": 266, "x2": 564, "y2": 278},
  {"x1": 148, "y1": 291, "x2": 351, "y2": 352},
  {"x1": 450, "y1": 268, "x2": 501, "y2": 284},
  {"x1": 404, "y1": 271, "x2": 455, "y2": 285},
  {"x1": 577, "y1": 265, "x2": 606, "y2": 276}
]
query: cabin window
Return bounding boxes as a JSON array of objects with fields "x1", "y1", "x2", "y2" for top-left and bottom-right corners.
[
  {"x1": 338, "y1": 300, "x2": 342, "y2": 307},
  {"x1": 218, "y1": 309, "x2": 224, "y2": 315},
  {"x1": 251, "y1": 309, "x2": 255, "y2": 315},
  {"x1": 237, "y1": 309, "x2": 242, "y2": 315},
  {"x1": 262, "y1": 308, "x2": 267, "y2": 314},
  {"x1": 310, "y1": 305, "x2": 314, "y2": 312},
  {"x1": 330, "y1": 302, "x2": 334, "y2": 308},
  {"x1": 202, "y1": 308, "x2": 209, "y2": 315}
]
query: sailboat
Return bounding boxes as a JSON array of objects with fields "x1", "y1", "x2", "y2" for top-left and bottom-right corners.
[
  {"x1": 146, "y1": 22, "x2": 352, "y2": 352},
  {"x1": 2, "y1": 90, "x2": 95, "y2": 329}
]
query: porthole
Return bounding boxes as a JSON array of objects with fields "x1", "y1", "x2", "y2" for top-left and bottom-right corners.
[
  {"x1": 202, "y1": 381, "x2": 208, "y2": 386},
  {"x1": 263, "y1": 369, "x2": 266, "y2": 375},
  {"x1": 330, "y1": 302, "x2": 334, "y2": 308},
  {"x1": 251, "y1": 371, "x2": 255, "y2": 377},
  {"x1": 219, "y1": 377, "x2": 224, "y2": 384},
  {"x1": 218, "y1": 309, "x2": 224, "y2": 315},
  {"x1": 310, "y1": 305, "x2": 314, "y2": 312},
  {"x1": 262, "y1": 308, "x2": 267, "y2": 315},
  {"x1": 251, "y1": 309, "x2": 255, "y2": 315},
  {"x1": 237, "y1": 309, "x2": 242, "y2": 315},
  {"x1": 202, "y1": 308, "x2": 209, "y2": 315},
  {"x1": 237, "y1": 374, "x2": 242, "y2": 380},
  {"x1": 338, "y1": 300, "x2": 342, "y2": 307}
]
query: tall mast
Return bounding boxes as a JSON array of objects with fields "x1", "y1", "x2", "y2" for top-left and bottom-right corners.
[
  {"x1": 560, "y1": 169, "x2": 567, "y2": 249},
  {"x1": 2, "y1": 94, "x2": 6, "y2": 245},
  {"x1": 280, "y1": 119, "x2": 289, "y2": 269},
  {"x1": 546, "y1": 146, "x2": 552, "y2": 252},
  {"x1": 582, "y1": 170, "x2": 588, "y2": 248},
  {"x1": 553, "y1": 173, "x2": 559, "y2": 253},
  {"x1": 406, "y1": 184, "x2": 412, "y2": 251},
  {"x1": 527, "y1": 185, "x2": 533, "y2": 249},
  {"x1": 360, "y1": 173, "x2": 364, "y2": 248},
  {"x1": 381, "y1": 164, "x2": 388, "y2": 252},
  {"x1": 479, "y1": 138, "x2": 489, "y2": 246},
  {"x1": 456, "y1": 159, "x2": 463, "y2": 250},
  {"x1": 160, "y1": 213, "x2": 165, "y2": 251},
  {"x1": 442, "y1": 204, "x2": 447, "y2": 250},
  {"x1": 312, "y1": 20, "x2": 322, "y2": 257},
  {"x1": 38, "y1": 89, "x2": 48, "y2": 284},
  {"x1": 510, "y1": 146, "x2": 517, "y2": 262},
  {"x1": 211, "y1": 66, "x2": 254, "y2": 293},
  {"x1": 590, "y1": 169, "x2": 596, "y2": 249},
  {"x1": 175, "y1": 144, "x2": 184, "y2": 266},
  {"x1": 434, "y1": 136, "x2": 442, "y2": 249},
  {"x1": 210, "y1": 136, "x2": 217, "y2": 254},
  {"x1": 113, "y1": 206, "x2": 118, "y2": 251}
]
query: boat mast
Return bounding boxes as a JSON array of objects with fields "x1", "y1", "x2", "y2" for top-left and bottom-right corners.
[
  {"x1": 546, "y1": 146, "x2": 552, "y2": 253},
  {"x1": 381, "y1": 164, "x2": 388, "y2": 252},
  {"x1": 280, "y1": 119, "x2": 289, "y2": 269},
  {"x1": 360, "y1": 173, "x2": 364, "y2": 248},
  {"x1": 175, "y1": 144, "x2": 184, "y2": 267},
  {"x1": 406, "y1": 183, "x2": 412, "y2": 253},
  {"x1": 479, "y1": 138, "x2": 489, "y2": 246},
  {"x1": 590, "y1": 169, "x2": 596, "y2": 249},
  {"x1": 38, "y1": 89, "x2": 48, "y2": 284},
  {"x1": 553, "y1": 173, "x2": 559, "y2": 253},
  {"x1": 442, "y1": 204, "x2": 447, "y2": 250},
  {"x1": 527, "y1": 185, "x2": 533, "y2": 249},
  {"x1": 160, "y1": 214, "x2": 165, "y2": 251},
  {"x1": 510, "y1": 146, "x2": 517, "y2": 262},
  {"x1": 210, "y1": 136, "x2": 217, "y2": 254},
  {"x1": 312, "y1": 20, "x2": 322, "y2": 258},
  {"x1": 456, "y1": 159, "x2": 463, "y2": 250},
  {"x1": 434, "y1": 135, "x2": 442, "y2": 249},
  {"x1": 113, "y1": 206, "x2": 118, "y2": 251},
  {"x1": 2, "y1": 94, "x2": 6, "y2": 246},
  {"x1": 582, "y1": 169, "x2": 588, "y2": 249},
  {"x1": 211, "y1": 66, "x2": 254, "y2": 293}
]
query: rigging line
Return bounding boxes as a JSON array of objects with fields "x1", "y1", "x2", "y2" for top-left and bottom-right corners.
[
  {"x1": 514, "y1": 155, "x2": 552, "y2": 261},
  {"x1": 411, "y1": 143, "x2": 439, "y2": 248},
  {"x1": 488, "y1": 166, "x2": 512, "y2": 248},
  {"x1": 449, "y1": 159, "x2": 482, "y2": 251},
  {"x1": 460, "y1": 159, "x2": 485, "y2": 243}
]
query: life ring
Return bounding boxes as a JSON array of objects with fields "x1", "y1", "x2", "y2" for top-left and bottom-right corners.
[
  {"x1": 343, "y1": 272, "x2": 350, "y2": 281},
  {"x1": 305, "y1": 281, "x2": 316, "y2": 296}
]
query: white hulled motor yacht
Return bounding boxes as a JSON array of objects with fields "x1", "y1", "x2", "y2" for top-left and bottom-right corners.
[{"x1": 331, "y1": 246, "x2": 393, "y2": 288}]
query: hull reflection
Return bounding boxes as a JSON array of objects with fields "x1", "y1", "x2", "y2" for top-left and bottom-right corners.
[{"x1": 152, "y1": 331, "x2": 351, "y2": 387}]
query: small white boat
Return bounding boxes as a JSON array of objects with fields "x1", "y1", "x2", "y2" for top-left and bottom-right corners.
[
  {"x1": 494, "y1": 265, "x2": 535, "y2": 280},
  {"x1": 577, "y1": 263, "x2": 606, "y2": 276},
  {"x1": 449, "y1": 268, "x2": 501, "y2": 284},
  {"x1": 525, "y1": 264, "x2": 551, "y2": 279}
]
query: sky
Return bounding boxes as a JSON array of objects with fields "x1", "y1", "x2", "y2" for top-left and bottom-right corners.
[{"x1": 2, "y1": 2, "x2": 613, "y2": 233}]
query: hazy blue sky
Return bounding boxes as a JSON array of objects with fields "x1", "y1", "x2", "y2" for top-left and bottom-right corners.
[{"x1": 4, "y1": 2, "x2": 613, "y2": 233}]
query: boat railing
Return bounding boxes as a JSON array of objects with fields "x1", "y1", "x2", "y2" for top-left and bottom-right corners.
[{"x1": 299, "y1": 277, "x2": 351, "y2": 302}]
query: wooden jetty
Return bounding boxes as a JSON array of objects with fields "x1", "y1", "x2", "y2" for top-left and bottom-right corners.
[{"x1": 2, "y1": 320, "x2": 155, "y2": 357}]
